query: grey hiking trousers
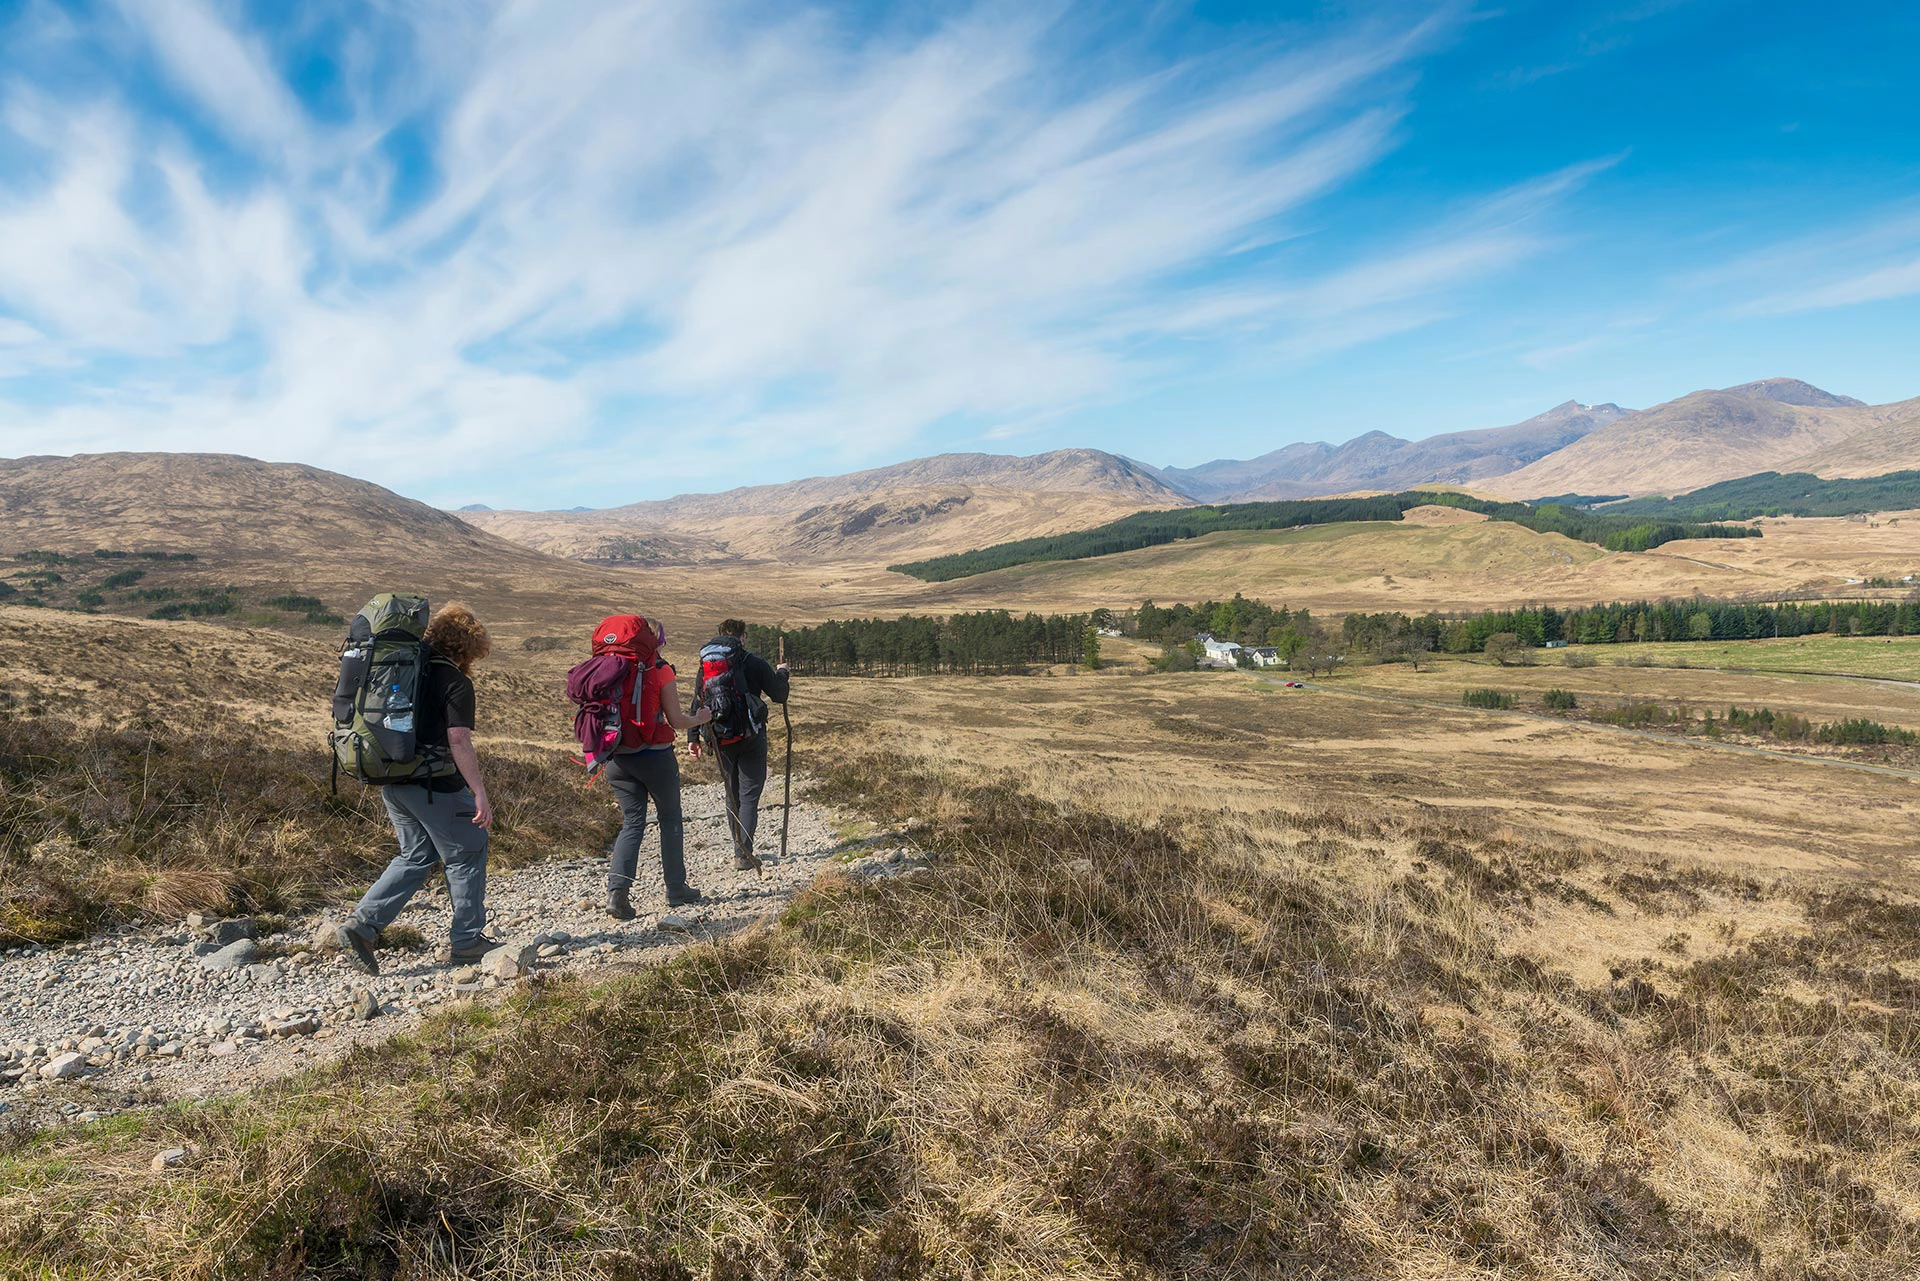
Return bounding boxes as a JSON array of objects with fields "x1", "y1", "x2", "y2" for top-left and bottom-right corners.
[
  {"x1": 717, "y1": 732, "x2": 770, "y2": 860},
  {"x1": 351, "y1": 784, "x2": 489, "y2": 949},
  {"x1": 604, "y1": 749, "x2": 687, "y2": 893}
]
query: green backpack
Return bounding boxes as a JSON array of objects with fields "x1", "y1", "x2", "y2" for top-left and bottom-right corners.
[{"x1": 328, "y1": 594, "x2": 460, "y2": 788}]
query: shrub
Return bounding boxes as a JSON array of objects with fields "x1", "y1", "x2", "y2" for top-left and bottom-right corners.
[
  {"x1": 1155, "y1": 643, "x2": 1199, "y2": 673},
  {"x1": 1483, "y1": 632, "x2": 1534, "y2": 666},
  {"x1": 304, "y1": 610, "x2": 345, "y2": 627},
  {"x1": 101, "y1": 568, "x2": 147, "y2": 589},
  {"x1": 1463, "y1": 688, "x2": 1513, "y2": 709},
  {"x1": 1605, "y1": 695, "x2": 1666, "y2": 725},
  {"x1": 1728, "y1": 705, "x2": 1812, "y2": 740},
  {"x1": 1561, "y1": 649, "x2": 1597, "y2": 668},
  {"x1": 149, "y1": 595, "x2": 235, "y2": 620},
  {"x1": 262, "y1": 594, "x2": 326, "y2": 612},
  {"x1": 523, "y1": 635, "x2": 571, "y2": 652},
  {"x1": 1543, "y1": 689, "x2": 1577, "y2": 711}
]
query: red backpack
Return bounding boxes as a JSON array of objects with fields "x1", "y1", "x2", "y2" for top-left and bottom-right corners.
[{"x1": 565, "y1": 615, "x2": 675, "y2": 771}]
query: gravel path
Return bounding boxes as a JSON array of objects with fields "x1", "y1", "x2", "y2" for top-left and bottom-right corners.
[{"x1": 1, "y1": 778, "x2": 929, "y2": 1131}]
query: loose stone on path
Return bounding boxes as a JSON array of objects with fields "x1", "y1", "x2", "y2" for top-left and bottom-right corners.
[{"x1": 0, "y1": 777, "x2": 907, "y2": 1131}]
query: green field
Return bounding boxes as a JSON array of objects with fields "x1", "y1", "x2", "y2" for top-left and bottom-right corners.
[{"x1": 1559, "y1": 634, "x2": 1920, "y2": 682}]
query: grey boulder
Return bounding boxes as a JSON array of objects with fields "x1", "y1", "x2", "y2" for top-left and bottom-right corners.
[
  {"x1": 197, "y1": 917, "x2": 257, "y2": 946},
  {"x1": 199, "y1": 939, "x2": 259, "y2": 972},
  {"x1": 39, "y1": 1051, "x2": 85, "y2": 1080},
  {"x1": 480, "y1": 942, "x2": 538, "y2": 981}
]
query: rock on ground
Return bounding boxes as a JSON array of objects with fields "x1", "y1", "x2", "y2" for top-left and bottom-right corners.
[
  {"x1": 199, "y1": 940, "x2": 258, "y2": 972},
  {"x1": 481, "y1": 942, "x2": 539, "y2": 981},
  {"x1": 39, "y1": 1052, "x2": 85, "y2": 1081}
]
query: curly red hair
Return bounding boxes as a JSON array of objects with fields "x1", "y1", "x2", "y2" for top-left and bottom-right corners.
[{"x1": 425, "y1": 602, "x2": 492, "y2": 674}]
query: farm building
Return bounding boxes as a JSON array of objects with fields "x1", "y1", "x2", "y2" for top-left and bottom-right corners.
[{"x1": 1198, "y1": 634, "x2": 1244, "y2": 669}]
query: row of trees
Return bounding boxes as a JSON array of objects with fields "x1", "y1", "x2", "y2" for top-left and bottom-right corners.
[
  {"x1": 1431, "y1": 595, "x2": 1920, "y2": 650},
  {"x1": 1112, "y1": 588, "x2": 1920, "y2": 672},
  {"x1": 890, "y1": 491, "x2": 1761, "y2": 582},
  {"x1": 759, "y1": 586, "x2": 1920, "y2": 680},
  {"x1": 747, "y1": 611, "x2": 1093, "y2": 676}
]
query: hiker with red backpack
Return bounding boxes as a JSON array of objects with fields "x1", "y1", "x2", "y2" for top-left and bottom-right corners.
[
  {"x1": 565, "y1": 615, "x2": 713, "y2": 920},
  {"x1": 689, "y1": 619, "x2": 790, "y2": 873}
]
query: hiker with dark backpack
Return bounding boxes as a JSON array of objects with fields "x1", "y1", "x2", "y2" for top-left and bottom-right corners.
[
  {"x1": 566, "y1": 615, "x2": 713, "y2": 920},
  {"x1": 329, "y1": 598, "x2": 497, "y2": 977},
  {"x1": 689, "y1": 619, "x2": 790, "y2": 872}
]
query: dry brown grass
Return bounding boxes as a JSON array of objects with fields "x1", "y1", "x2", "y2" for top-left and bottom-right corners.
[
  {"x1": 796, "y1": 666, "x2": 1920, "y2": 889},
  {"x1": 0, "y1": 606, "x2": 617, "y2": 944},
  {"x1": 4, "y1": 735, "x2": 1917, "y2": 1277},
  {"x1": 6, "y1": 556, "x2": 1920, "y2": 1274}
]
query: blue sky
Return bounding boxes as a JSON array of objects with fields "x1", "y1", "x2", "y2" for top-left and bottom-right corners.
[{"x1": 0, "y1": 0, "x2": 1915, "y2": 509}]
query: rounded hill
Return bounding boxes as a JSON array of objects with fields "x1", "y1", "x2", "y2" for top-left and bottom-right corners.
[{"x1": 0, "y1": 453, "x2": 625, "y2": 623}]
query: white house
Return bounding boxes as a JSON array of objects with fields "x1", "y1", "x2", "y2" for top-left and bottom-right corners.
[
  {"x1": 1197, "y1": 633, "x2": 1243, "y2": 669},
  {"x1": 1246, "y1": 646, "x2": 1284, "y2": 668}
]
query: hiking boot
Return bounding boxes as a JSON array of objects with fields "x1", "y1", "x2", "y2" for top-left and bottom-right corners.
[
  {"x1": 444, "y1": 935, "x2": 503, "y2": 965},
  {"x1": 341, "y1": 920, "x2": 380, "y2": 977},
  {"x1": 607, "y1": 887, "x2": 636, "y2": 921},
  {"x1": 665, "y1": 885, "x2": 706, "y2": 908},
  {"x1": 733, "y1": 852, "x2": 760, "y2": 872}
]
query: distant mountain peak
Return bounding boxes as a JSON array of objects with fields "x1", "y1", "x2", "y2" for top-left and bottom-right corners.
[
  {"x1": 1724, "y1": 378, "x2": 1865, "y2": 409},
  {"x1": 1145, "y1": 400, "x2": 1625, "y2": 502},
  {"x1": 456, "y1": 503, "x2": 493, "y2": 512}
]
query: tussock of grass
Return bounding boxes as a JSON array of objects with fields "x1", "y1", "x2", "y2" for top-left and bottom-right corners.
[
  {"x1": 4, "y1": 748, "x2": 1917, "y2": 1276},
  {"x1": 0, "y1": 711, "x2": 617, "y2": 944}
]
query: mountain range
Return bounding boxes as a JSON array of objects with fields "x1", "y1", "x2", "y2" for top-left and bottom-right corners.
[
  {"x1": 10, "y1": 377, "x2": 1917, "y2": 594},
  {"x1": 1131, "y1": 379, "x2": 1920, "y2": 503},
  {"x1": 1133, "y1": 400, "x2": 1629, "y2": 501},
  {"x1": 458, "y1": 449, "x2": 1187, "y2": 564},
  {"x1": 452, "y1": 377, "x2": 1920, "y2": 567},
  {"x1": 1484, "y1": 379, "x2": 1920, "y2": 498}
]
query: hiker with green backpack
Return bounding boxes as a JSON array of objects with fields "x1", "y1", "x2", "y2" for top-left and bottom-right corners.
[{"x1": 328, "y1": 596, "x2": 498, "y2": 976}]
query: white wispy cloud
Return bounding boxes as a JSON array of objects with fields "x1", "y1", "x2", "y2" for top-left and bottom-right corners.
[
  {"x1": 0, "y1": 0, "x2": 1576, "y2": 502},
  {"x1": 1701, "y1": 206, "x2": 1920, "y2": 317}
]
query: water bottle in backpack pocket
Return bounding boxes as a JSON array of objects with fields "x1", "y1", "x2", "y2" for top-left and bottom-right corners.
[{"x1": 328, "y1": 593, "x2": 457, "y2": 787}]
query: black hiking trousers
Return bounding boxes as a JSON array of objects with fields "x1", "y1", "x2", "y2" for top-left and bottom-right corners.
[
  {"x1": 603, "y1": 749, "x2": 688, "y2": 894},
  {"x1": 717, "y1": 732, "x2": 769, "y2": 860}
]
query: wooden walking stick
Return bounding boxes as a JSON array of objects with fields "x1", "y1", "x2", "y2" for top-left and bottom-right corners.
[{"x1": 780, "y1": 633, "x2": 792, "y2": 862}]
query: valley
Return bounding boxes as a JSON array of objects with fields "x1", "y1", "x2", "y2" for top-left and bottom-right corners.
[
  {"x1": 9, "y1": 403, "x2": 1920, "y2": 1277},
  {"x1": 5, "y1": 1, "x2": 1916, "y2": 1270}
]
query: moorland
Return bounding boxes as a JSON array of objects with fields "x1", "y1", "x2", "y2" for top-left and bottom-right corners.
[{"x1": 6, "y1": 394, "x2": 1920, "y2": 1276}]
